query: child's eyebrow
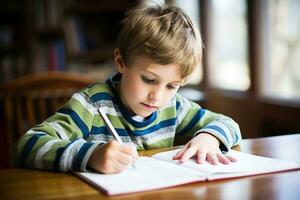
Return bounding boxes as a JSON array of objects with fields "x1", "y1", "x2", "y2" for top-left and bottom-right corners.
[{"x1": 143, "y1": 70, "x2": 183, "y2": 84}]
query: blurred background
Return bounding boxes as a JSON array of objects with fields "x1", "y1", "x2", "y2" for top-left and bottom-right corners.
[{"x1": 0, "y1": 0, "x2": 300, "y2": 167}]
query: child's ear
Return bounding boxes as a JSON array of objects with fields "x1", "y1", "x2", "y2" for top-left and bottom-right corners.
[{"x1": 114, "y1": 48, "x2": 126, "y2": 73}]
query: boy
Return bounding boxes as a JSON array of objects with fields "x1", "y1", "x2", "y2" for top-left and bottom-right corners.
[{"x1": 14, "y1": 3, "x2": 241, "y2": 174}]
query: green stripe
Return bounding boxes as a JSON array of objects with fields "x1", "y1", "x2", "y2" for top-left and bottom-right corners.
[
  {"x1": 157, "y1": 106, "x2": 176, "y2": 121},
  {"x1": 42, "y1": 141, "x2": 68, "y2": 170},
  {"x1": 198, "y1": 110, "x2": 223, "y2": 127},
  {"x1": 106, "y1": 106, "x2": 177, "y2": 131},
  {"x1": 63, "y1": 98, "x2": 94, "y2": 127},
  {"x1": 13, "y1": 134, "x2": 36, "y2": 167},
  {"x1": 45, "y1": 114, "x2": 84, "y2": 139},
  {"x1": 90, "y1": 114, "x2": 105, "y2": 127},
  {"x1": 145, "y1": 137, "x2": 174, "y2": 149},
  {"x1": 83, "y1": 83, "x2": 112, "y2": 97},
  {"x1": 25, "y1": 135, "x2": 59, "y2": 169}
]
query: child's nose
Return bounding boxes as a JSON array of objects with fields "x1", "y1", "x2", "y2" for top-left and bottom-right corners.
[
  {"x1": 148, "y1": 91, "x2": 156, "y2": 101},
  {"x1": 148, "y1": 87, "x2": 164, "y2": 102}
]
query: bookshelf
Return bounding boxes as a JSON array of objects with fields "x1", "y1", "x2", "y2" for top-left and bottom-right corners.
[
  {"x1": 0, "y1": 1, "x2": 29, "y2": 83},
  {"x1": 0, "y1": 0, "x2": 139, "y2": 84}
]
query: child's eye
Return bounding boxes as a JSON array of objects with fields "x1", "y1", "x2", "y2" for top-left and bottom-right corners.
[
  {"x1": 167, "y1": 84, "x2": 177, "y2": 90},
  {"x1": 142, "y1": 76, "x2": 155, "y2": 84}
]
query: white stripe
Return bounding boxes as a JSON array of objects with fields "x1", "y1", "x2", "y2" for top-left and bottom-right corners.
[
  {"x1": 72, "y1": 94, "x2": 121, "y2": 117},
  {"x1": 212, "y1": 120, "x2": 234, "y2": 145},
  {"x1": 87, "y1": 134, "x2": 132, "y2": 144},
  {"x1": 59, "y1": 139, "x2": 86, "y2": 172},
  {"x1": 95, "y1": 100, "x2": 115, "y2": 109},
  {"x1": 177, "y1": 98, "x2": 191, "y2": 125},
  {"x1": 25, "y1": 130, "x2": 45, "y2": 136},
  {"x1": 34, "y1": 139, "x2": 61, "y2": 169},
  {"x1": 197, "y1": 121, "x2": 233, "y2": 148},
  {"x1": 25, "y1": 130, "x2": 36, "y2": 135},
  {"x1": 80, "y1": 142, "x2": 103, "y2": 171},
  {"x1": 132, "y1": 115, "x2": 146, "y2": 122},
  {"x1": 88, "y1": 126, "x2": 176, "y2": 147},
  {"x1": 48, "y1": 122, "x2": 69, "y2": 141},
  {"x1": 86, "y1": 134, "x2": 112, "y2": 143},
  {"x1": 220, "y1": 118, "x2": 242, "y2": 144},
  {"x1": 72, "y1": 93, "x2": 94, "y2": 115},
  {"x1": 97, "y1": 104, "x2": 122, "y2": 117},
  {"x1": 137, "y1": 126, "x2": 176, "y2": 144}
]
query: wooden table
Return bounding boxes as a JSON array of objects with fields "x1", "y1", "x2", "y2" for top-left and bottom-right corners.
[{"x1": 1, "y1": 134, "x2": 300, "y2": 200}]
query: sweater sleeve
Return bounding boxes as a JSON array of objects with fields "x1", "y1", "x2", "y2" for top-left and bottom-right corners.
[
  {"x1": 175, "y1": 94, "x2": 242, "y2": 151},
  {"x1": 13, "y1": 92, "x2": 102, "y2": 172}
]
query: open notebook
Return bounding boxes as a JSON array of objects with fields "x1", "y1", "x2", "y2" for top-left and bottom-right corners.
[{"x1": 75, "y1": 149, "x2": 300, "y2": 195}]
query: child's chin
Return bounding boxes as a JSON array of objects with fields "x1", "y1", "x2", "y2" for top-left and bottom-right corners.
[{"x1": 136, "y1": 110, "x2": 155, "y2": 118}]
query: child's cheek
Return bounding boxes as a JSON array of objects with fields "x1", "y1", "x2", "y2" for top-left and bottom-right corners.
[
  {"x1": 128, "y1": 78, "x2": 145, "y2": 99},
  {"x1": 161, "y1": 91, "x2": 176, "y2": 107}
]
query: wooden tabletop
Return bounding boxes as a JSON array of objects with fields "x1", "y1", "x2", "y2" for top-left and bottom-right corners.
[{"x1": 1, "y1": 134, "x2": 300, "y2": 200}]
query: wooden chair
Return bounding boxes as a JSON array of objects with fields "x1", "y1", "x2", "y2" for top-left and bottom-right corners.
[{"x1": 0, "y1": 72, "x2": 95, "y2": 167}]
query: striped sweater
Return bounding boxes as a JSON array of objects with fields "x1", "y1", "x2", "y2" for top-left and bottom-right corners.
[{"x1": 14, "y1": 73, "x2": 242, "y2": 172}]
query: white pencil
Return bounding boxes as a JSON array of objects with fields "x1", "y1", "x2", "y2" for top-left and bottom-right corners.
[{"x1": 98, "y1": 107, "x2": 137, "y2": 169}]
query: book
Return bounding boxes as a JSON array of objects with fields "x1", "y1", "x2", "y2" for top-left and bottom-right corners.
[{"x1": 75, "y1": 149, "x2": 300, "y2": 196}]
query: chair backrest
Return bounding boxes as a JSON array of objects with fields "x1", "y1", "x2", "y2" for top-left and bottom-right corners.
[{"x1": 0, "y1": 72, "x2": 95, "y2": 167}]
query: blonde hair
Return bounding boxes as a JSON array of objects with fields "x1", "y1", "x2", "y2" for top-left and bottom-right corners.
[{"x1": 117, "y1": 2, "x2": 203, "y2": 80}]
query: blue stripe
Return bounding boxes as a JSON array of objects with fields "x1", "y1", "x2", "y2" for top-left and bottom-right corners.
[
  {"x1": 234, "y1": 131, "x2": 239, "y2": 144},
  {"x1": 91, "y1": 126, "x2": 129, "y2": 136},
  {"x1": 120, "y1": 107, "x2": 157, "y2": 128},
  {"x1": 131, "y1": 118, "x2": 176, "y2": 136},
  {"x1": 90, "y1": 126, "x2": 107, "y2": 135},
  {"x1": 58, "y1": 108, "x2": 89, "y2": 138},
  {"x1": 176, "y1": 101, "x2": 180, "y2": 111},
  {"x1": 19, "y1": 133, "x2": 46, "y2": 167},
  {"x1": 106, "y1": 73, "x2": 122, "y2": 87},
  {"x1": 90, "y1": 92, "x2": 113, "y2": 103},
  {"x1": 53, "y1": 139, "x2": 78, "y2": 171},
  {"x1": 177, "y1": 109, "x2": 206, "y2": 135},
  {"x1": 73, "y1": 142, "x2": 94, "y2": 171},
  {"x1": 205, "y1": 125, "x2": 230, "y2": 144},
  {"x1": 91, "y1": 118, "x2": 176, "y2": 137}
]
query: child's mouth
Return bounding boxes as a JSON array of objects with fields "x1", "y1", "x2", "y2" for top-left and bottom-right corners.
[{"x1": 141, "y1": 103, "x2": 158, "y2": 109}]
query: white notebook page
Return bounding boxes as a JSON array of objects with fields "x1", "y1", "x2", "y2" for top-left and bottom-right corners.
[
  {"x1": 78, "y1": 156, "x2": 205, "y2": 195},
  {"x1": 152, "y1": 149, "x2": 300, "y2": 177}
]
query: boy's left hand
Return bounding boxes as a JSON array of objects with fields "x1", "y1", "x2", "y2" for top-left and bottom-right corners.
[{"x1": 173, "y1": 133, "x2": 236, "y2": 165}]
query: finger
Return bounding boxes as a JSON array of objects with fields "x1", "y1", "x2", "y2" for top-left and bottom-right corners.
[
  {"x1": 180, "y1": 147, "x2": 197, "y2": 163},
  {"x1": 196, "y1": 150, "x2": 207, "y2": 164},
  {"x1": 120, "y1": 144, "x2": 139, "y2": 162},
  {"x1": 131, "y1": 145, "x2": 139, "y2": 159},
  {"x1": 111, "y1": 160, "x2": 128, "y2": 173},
  {"x1": 207, "y1": 152, "x2": 219, "y2": 165},
  {"x1": 216, "y1": 153, "x2": 231, "y2": 165},
  {"x1": 129, "y1": 145, "x2": 139, "y2": 163},
  {"x1": 102, "y1": 157, "x2": 128, "y2": 174},
  {"x1": 173, "y1": 146, "x2": 188, "y2": 160},
  {"x1": 119, "y1": 144, "x2": 138, "y2": 159},
  {"x1": 226, "y1": 155, "x2": 237, "y2": 162},
  {"x1": 116, "y1": 152, "x2": 134, "y2": 166}
]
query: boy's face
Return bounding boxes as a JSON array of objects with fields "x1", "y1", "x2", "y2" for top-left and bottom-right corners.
[{"x1": 114, "y1": 50, "x2": 183, "y2": 117}]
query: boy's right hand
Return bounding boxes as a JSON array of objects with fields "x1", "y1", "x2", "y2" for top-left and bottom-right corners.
[{"x1": 87, "y1": 140, "x2": 138, "y2": 174}]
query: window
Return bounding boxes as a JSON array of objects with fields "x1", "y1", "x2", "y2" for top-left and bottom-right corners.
[
  {"x1": 208, "y1": 0, "x2": 250, "y2": 91},
  {"x1": 264, "y1": 0, "x2": 300, "y2": 99}
]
